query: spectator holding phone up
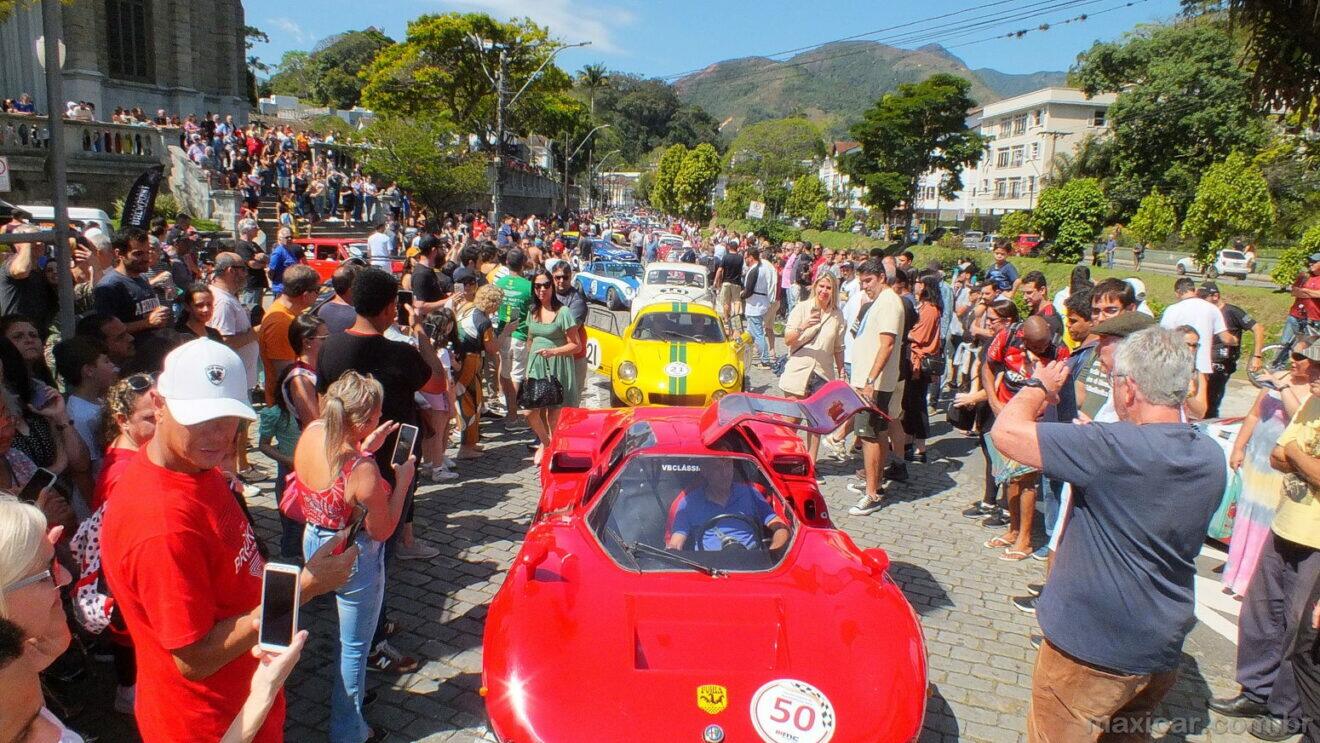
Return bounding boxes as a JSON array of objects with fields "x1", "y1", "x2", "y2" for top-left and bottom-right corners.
[{"x1": 286, "y1": 371, "x2": 416, "y2": 743}]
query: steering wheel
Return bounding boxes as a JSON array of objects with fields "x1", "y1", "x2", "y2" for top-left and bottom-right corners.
[{"x1": 691, "y1": 513, "x2": 767, "y2": 552}]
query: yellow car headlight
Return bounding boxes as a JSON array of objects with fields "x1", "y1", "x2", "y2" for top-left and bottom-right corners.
[
  {"x1": 619, "y1": 361, "x2": 638, "y2": 382},
  {"x1": 625, "y1": 387, "x2": 644, "y2": 405},
  {"x1": 719, "y1": 364, "x2": 738, "y2": 388}
]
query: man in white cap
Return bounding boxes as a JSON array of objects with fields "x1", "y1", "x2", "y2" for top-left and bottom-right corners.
[{"x1": 101, "y1": 338, "x2": 357, "y2": 743}]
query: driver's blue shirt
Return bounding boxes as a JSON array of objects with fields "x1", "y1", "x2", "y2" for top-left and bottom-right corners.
[{"x1": 671, "y1": 484, "x2": 777, "y2": 550}]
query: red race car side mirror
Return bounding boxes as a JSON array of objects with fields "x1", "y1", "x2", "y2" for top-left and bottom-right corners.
[
  {"x1": 861, "y1": 548, "x2": 890, "y2": 578},
  {"x1": 521, "y1": 541, "x2": 550, "y2": 577}
]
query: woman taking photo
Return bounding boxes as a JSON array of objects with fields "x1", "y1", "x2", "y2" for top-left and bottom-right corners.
[
  {"x1": 287, "y1": 371, "x2": 415, "y2": 743},
  {"x1": 0, "y1": 337, "x2": 90, "y2": 515},
  {"x1": 175, "y1": 281, "x2": 222, "y2": 341},
  {"x1": 779, "y1": 273, "x2": 845, "y2": 461},
  {"x1": 904, "y1": 273, "x2": 944, "y2": 463},
  {"x1": 523, "y1": 268, "x2": 583, "y2": 466}
]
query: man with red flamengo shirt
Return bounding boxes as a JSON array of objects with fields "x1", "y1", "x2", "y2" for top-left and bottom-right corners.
[{"x1": 101, "y1": 338, "x2": 357, "y2": 742}]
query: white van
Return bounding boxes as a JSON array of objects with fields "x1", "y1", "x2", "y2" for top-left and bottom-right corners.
[{"x1": 17, "y1": 205, "x2": 115, "y2": 237}]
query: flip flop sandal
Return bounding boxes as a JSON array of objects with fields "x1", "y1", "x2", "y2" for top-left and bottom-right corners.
[
  {"x1": 1000, "y1": 549, "x2": 1032, "y2": 561},
  {"x1": 984, "y1": 536, "x2": 1013, "y2": 549}
]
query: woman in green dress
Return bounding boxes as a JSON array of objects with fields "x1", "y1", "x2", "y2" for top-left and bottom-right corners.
[{"x1": 524, "y1": 267, "x2": 583, "y2": 465}]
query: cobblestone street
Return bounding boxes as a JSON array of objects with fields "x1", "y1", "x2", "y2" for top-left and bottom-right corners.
[{"x1": 79, "y1": 365, "x2": 1257, "y2": 743}]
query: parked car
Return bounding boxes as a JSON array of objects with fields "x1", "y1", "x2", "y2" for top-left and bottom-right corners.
[
  {"x1": 482, "y1": 381, "x2": 927, "y2": 743},
  {"x1": 1013, "y1": 234, "x2": 1043, "y2": 256},
  {"x1": 630, "y1": 262, "x2": 715, "y2": 318},
  {"x1": 976, "y1": 233, "x2": 999, "y2": 251},
  {"x1": 17, "y1": 205, "x2": 115, "y2": 237},
  {"x1": 961, "y1": 231, "x2": 985, "y2": 249},
  {"x1": 575, "y1": 260, "x2": 642, "y2": 310},
  {"x1": 921, "y1": 226, "x2": 961, "y2": 245},
  {"x1": 1176, "y1": 249, "x2": 1252, "y2": 280}
]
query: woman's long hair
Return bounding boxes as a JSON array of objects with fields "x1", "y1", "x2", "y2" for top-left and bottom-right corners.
[
  {"x1": 0, "y1": 316, "x2": 54, "y2": 389},
  {"x1": 529, "y1": 267, "x2": 563, "y2": 314},
  {"x1": 918, "y1": 274, "x2": 945, "y2": 314},
  {"x1": 274, "y1": 314, "x2": 325, "y2": 421},
  {"x1": 320, "y1": 371, "x2": 384, "y2": 472},
  {"x1": 0, "y1": 337, "x2": 33, "y2": 406},
  {"x1": 99, "y1": 376, "x2": 152, "y2": 450},
  {"x1": 811, "y1": 272, "x2": 838, "y2": 311}
]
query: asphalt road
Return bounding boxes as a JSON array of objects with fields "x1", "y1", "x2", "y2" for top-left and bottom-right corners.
[{"x1": 73, "y1": 362, "x2": 1268, "y2": 743}]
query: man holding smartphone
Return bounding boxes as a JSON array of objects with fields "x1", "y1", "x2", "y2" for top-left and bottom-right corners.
[{"x1": 101, "y1": 339, "x2": 358, "y2": 743}]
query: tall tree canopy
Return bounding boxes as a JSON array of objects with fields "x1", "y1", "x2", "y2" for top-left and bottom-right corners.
[
  {"x1": 583, "y1": 74, "x2": 722, "y2": 167},
  {"x1": 724, "y1": 118, "x2": 824, "y2": 217},
  {"x1": 357, "y1": 115, "x2": 489, "y2": 213},
  {"x1": 360, "y1": 13, "x2": 578, "y2": 148},
  {"x1": 265, "y1": 28, "x2": 394, "y2": 109},
  {"x1": 1070, "y1": 19, "x2": 1267, "y2": 216},
  {"x1": 844, "y1": 73, "x2": 985, "y2": 235}
]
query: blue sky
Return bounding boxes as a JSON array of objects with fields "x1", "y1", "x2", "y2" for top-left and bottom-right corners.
[{"x1": 248, "y1": 0, "x2": 1183, "y2": 79}]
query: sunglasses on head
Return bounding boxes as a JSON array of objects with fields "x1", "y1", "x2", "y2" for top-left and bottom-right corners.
[{"x1": 125, "y1": 372, "x2": 157, "y2": 392}]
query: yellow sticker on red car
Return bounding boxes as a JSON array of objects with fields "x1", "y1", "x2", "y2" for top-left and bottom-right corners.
[{"x1": 697, "y1": 684, "x2": 728, "y2": 715}]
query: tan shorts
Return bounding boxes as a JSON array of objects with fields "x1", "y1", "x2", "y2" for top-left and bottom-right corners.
[
  {"x1": 719, "y1": 282, "x2": 742, "y2": 314},
  {"x1": 499, "y1": 335, "x2": 528, "y2": 383}
]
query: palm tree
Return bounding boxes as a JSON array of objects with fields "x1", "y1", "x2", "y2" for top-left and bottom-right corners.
[{"x1": 577, "y1": 63, "x2": 610, "y2": 118}]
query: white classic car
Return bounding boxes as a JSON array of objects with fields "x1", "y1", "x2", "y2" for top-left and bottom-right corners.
[{"x1": 629, "y1": 261, "x2": 715, "y2": 319}]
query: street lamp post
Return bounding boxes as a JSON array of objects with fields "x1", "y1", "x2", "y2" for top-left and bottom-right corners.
[
  {"x1": 38, "y1": 0, "x2": 74, "y2": 337},
  {"x1": 561, "y1": 124, "x2": 609, "y2": 211},
  {"x1": 590, "y1": 150, "x2": 619, "y2": 210}
]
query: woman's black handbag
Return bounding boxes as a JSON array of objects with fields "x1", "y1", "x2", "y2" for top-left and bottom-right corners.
[
  {"x1": 518, "y1": 376, "x2": 564, "y2": 409},
  {"x1": 920, "y1": 354, "x2": 948, "y2": 379},
  {"x1": 946, "y1": 400, "x2": 976, "y2": 432}
]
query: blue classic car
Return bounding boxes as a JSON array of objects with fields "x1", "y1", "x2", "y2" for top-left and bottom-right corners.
[
  {"x1": 584, "y1": 237, "x2": 640, "y2": 263},
  {"x1": 575, "y1": 260, "x2": 643, "y2": 310}
]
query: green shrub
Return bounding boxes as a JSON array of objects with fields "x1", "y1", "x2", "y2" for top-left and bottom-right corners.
[
  {"x1": 1272, "y1": 223, "x2": 1320, "y2": 288},
  {"x1": 998, "y1": 211, "x2": 1033, "y2": 240}
]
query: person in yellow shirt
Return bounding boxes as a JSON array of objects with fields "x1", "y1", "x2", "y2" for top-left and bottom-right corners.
[{"x1": 1213, "y1": 361, "x2": 1320, "y2": 739}]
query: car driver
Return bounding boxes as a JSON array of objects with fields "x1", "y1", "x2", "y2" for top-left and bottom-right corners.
[{"x1": 666, "y1": 459, "x2": 789, "y2": 551}]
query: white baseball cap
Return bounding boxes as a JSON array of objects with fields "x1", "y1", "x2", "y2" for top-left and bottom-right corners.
[{"x1": 157, "y1": 338, "x2": 257, "y2": 425}]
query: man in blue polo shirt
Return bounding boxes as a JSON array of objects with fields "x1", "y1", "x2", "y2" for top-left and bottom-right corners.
[{"x1": 666, "y1": 459, "x2": 789, "y2": 551}]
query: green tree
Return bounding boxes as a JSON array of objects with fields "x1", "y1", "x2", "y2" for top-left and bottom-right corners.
[
  {"x1": 356, "y1": 115, "x2": 489, "y2": 214},
  {"x1": 1182, "y1": 152, "x2": 1277, "y2": 263},
  {"x1": 725, "y1": 118, "x2": 825, "y2": 215},
  {"x1": 267, "y1": 51, "x2": 315, "y2": 98},
  {"x1": 583, "y1": 74, "x2": 722, "y2": 167},
  {"x1": 997, "y1": 211, "x2": 1034, "y2": 240},
  {"x1": 1071, "y1": 19, "x2": 1268, "y2": 216},
  {"x1": 1032, "y1": 178, "x2": 1109, "y2": 262},
  {"x1": 360, "y1": 14, "x2": 576, "y2": 148},
  {"x1": 716, "y1": 182, "x2": 759, "y2": 222},
  {"x1": 263, "y1": 29, "x2": 393, "y2": 109},
  {"x1": 844, "y1": 74, "x2": 985, "y2": 239},
  {"x1": 785, "y1": 174, "x2": 828, "y2": 220},
  {"x1": 1128, "y1": 189, "x2": 1179, "y2": 246},
  {"x1": 1272, "y1": 223, "x2": 1320, "y2": 287},
  {"x1": 672, "y1": 143, "x2": 721, "y2": 222},
  {"x1": 809, "y1": 202, "x2": 831, "y2": 230},
  {"x1": 651, "y1": 144, "x2": 688, "y2": 216}
]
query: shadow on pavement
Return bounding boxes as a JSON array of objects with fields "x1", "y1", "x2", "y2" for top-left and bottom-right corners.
[
  {"x1": 889, "y1": 560, "x2": 955, "y2": 617},
  {"x1": 921, "y1": 683, "x2": 962, "y2": 741}
]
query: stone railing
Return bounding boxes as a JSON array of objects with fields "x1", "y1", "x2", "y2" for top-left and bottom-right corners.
[
  {"x1": 0, "y1": 112, "x2": 174, "y2": 164},
  {"x1": 167, "y1": 145, "x2": 239, "y2": 231}
]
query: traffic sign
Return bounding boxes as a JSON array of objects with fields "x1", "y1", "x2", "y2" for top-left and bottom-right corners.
[
  {"x1": 0, "y1": 156, "x2": 9, "y2": 193},
  {"x1": 746, "y1": 200, "x2": 765, "y2": 219}
]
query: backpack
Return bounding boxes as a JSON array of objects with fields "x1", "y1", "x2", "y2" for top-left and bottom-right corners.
[
  {"x1": 69, "y1": 505, "x2": 118, "y2": 634},
  {"x1": 794, "y1": 256, "x2": 814, "y2": 287}
]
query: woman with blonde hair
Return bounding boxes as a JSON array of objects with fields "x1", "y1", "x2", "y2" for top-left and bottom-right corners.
[
  {"x1": 285, "y1": 371, "x2": 415, "y2": 742},
  {"x1": 779, "y1": 271, "x2": 845, "y2": 460},
  {"x1": 454, "y1": 281, "x2": 502, "y2": 459}
]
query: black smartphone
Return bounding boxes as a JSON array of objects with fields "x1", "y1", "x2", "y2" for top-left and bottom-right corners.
[
  {"x1": 333, "y1": 508, "x2": 367, "y2": 556},
  {"x1": 396, "y1": 290, "x2": 414, "y2": 326},
  {"x1": 258, "y1": 563, "x2": 301, "y2": 651},
  {"x1": 392, "y1": 423, "x2": 419, "y2": 467},
  {"x1": 18, "y1": 468, "x2": 56, "y2": 503}
]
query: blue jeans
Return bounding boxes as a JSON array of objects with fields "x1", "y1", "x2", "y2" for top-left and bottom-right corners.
[
  {"x1": 746, "y1": 314, "x2": 769, "y2": 362},
  {"x1": 304, "y1": 525, "x2": 385, "y2": 743},
  {"x1": 274, "y1": 463, "x2": 303, "y2": 560},
  {"x1": 240, "y1": 286, "x2": 264, "y2": 311}
]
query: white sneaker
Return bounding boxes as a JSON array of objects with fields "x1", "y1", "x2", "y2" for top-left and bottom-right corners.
[
  {"x1": 114, "y1": 684, "x2": 135, "y2": 715},
  {"x1": 430, "y1": 467, "x2": 459, "y2": 482},
  {"x1": 847, "y1": 489, "x2": 884, "y2": 515}
]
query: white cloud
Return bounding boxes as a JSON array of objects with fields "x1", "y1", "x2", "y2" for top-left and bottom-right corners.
[
  {"x1": 442, "y1": 0, "x2": 635, "y2": 55},
  {"x1": 266, "y1": 17, "x2": 313, "y2": 46}
]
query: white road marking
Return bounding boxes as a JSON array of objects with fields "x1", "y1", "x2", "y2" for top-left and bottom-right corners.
[
  {"x1": 1194, "y1": 574, "x2": 1241, "y2": 645},
  {"x1": 1200, "y1": 542, "x2": 1230, "y2": 561}
]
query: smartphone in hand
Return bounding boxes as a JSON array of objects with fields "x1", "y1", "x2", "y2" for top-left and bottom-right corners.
[
  {"x1": 17, "y1": 468, "x2": 57, "y2": 503},
  {"x1": 258, "y1": 563, "x2": 301, "y2": 652},
  {"x1": 396, "y1": 290, "x2": 414, "y2": 326},
  {"x1": 392, "y1": 424, "x2": 419, "y2": 467}
]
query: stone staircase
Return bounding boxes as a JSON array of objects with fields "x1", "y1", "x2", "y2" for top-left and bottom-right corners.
[{"x1": 255, "y1": 195, "x2": 375, "y2": 242}]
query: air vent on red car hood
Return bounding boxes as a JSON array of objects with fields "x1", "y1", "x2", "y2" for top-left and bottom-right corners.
[{"x1": 628, "y1": 593, "x2": 788, "y2": 671}]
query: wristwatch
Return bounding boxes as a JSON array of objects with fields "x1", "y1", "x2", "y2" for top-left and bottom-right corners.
[
  {"x1": 1022, "y1": 379, "x2": 1049, "y2": 393},
  {"x1": 865, "y1": 377, "x2": 876, "y2": 386}
]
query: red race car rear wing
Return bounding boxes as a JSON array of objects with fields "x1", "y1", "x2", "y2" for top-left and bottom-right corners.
[{"x1": 698, "y1": 380, "x2": 875, "y2": 447}]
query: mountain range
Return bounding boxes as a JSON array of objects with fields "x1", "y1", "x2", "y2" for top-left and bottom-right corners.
[{"x1": 672, "y1": 41, "x2": 1067, "y2": 137}]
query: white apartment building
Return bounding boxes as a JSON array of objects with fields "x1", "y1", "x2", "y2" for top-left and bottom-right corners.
[
  {"x1": 818, "y1": 141, "x2": 867, "y2": 213},
  {"x1": 962, "y1": 87, "x2": 1117, "y2": 214}
]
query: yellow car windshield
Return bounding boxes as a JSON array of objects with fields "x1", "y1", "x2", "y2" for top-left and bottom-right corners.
[{"x1": 633, "y1": 312, "x2": 725, "y2": 343}]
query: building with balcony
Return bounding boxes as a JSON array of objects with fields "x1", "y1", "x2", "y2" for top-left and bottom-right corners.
[
  {"x1": 962, "y1": 87, "x2": 1117, "y2": 214},
  {"x1": 818, "y1": 140, "x2": 867, "y2": 214},
  {"x1": 0, "y1": 0, "x2": 249, "y2": 121}
]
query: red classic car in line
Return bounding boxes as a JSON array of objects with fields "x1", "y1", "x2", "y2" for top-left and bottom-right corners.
[
  {"x1": 481, "y1": 382, "x2": 927, "y2": 743},
  {"x1": 291, "y1": 237, "x2": 403, "y2": 283}
]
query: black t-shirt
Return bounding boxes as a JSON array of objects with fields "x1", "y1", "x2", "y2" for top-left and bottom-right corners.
[
  {"x1": 1214, "y1": 303, "x2": 1255, "y2": 367},
  {"x1": 0, "y1": 259, "x2": 55, "y2": 330},
  {"x1": 899, "y1": 294, "x2": 917, "y2": 381},
  {"x1": 93, "y1": 269, "x2": 160, "y2": 329},
  {"x1": 317, "y1": 331, "x2": 431, "y2": 481},
  {"x1": 719, "y1": 252, "x2": 744, "y2": 285},
  {"x1": 411, "y1": 263, "x2": 448, "y2": 303},
  {"x1": 225, "y1": 238, "x2": 268, "y2": 291}
]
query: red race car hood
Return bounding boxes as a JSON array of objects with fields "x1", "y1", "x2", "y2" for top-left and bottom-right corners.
[{"x1": 483, "y1": 529, "x2": 927, "y2": 743}]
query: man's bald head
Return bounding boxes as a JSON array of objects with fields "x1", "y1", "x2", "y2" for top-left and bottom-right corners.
[{"x1": 1022, "y1": 315, "x2": 1055, "y2": 356}]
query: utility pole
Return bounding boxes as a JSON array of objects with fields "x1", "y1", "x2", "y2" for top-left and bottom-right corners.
[{"x1": 492, "y1": 48, "x2": 508, "y2": 225}]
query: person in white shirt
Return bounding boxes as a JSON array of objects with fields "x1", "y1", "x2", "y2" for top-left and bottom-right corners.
[
  {"x1": 207, "y1": 253, "x2": 260, "y2": 389},
  {"x1": 848, "y1": 259, "x2": 906, "y2": 514},
  {"x1": 1159, "y1": 276, "x2": 1236, "y2": 375},
  {"x1": 741, "y1": 247, "x2": 774, "y2": 366},
  {"x1": 366, "y1": 222, "x2": 393, "y2": 271}
]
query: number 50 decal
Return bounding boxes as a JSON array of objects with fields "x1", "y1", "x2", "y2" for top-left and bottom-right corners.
[{"x1": 750, "y1": 679, "x2": 836, "y2": 743}]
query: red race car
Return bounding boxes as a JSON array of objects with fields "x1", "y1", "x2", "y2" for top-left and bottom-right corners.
[
  {"x1": 482, "y1": 382, "x2": 927, "y2": 743},
  {"x1": 291, "y1": 237, "x2": 403, "y2": 283}
]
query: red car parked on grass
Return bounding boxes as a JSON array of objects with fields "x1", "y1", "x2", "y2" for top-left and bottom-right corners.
[{"x1": 482, "y1": 382, "x2": 927, "y2": 743}]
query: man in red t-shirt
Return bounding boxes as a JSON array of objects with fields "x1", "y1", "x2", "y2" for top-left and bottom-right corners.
[{"x1": 102, "y1": 338, "x2": 356, "y2": 742}]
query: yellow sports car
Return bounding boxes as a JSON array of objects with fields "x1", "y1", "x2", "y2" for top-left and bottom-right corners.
[{"x1": 584, "y1": 302, "x2": 752, "y2": 407}]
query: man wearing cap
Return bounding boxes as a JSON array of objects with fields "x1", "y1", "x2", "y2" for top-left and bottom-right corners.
[
  {"x1": 992, "y1": 326, "x2": 1224, "y2": 741},
  {"x1": 101, "y1": 339, "x2": 357, "y2": 743},
  {"x1": 1160, "y1": 277, "x2": 1237, "y2": 380},
  {"x1": 1200, "y1": 281, "x2": 1264, "y2": 418},
  {"x1": 409, "y1": 235, "x2": 452, "y2": 315},
  {"x1": 1276, "y1": 253, "x2": 1320, "y2": 369}
]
